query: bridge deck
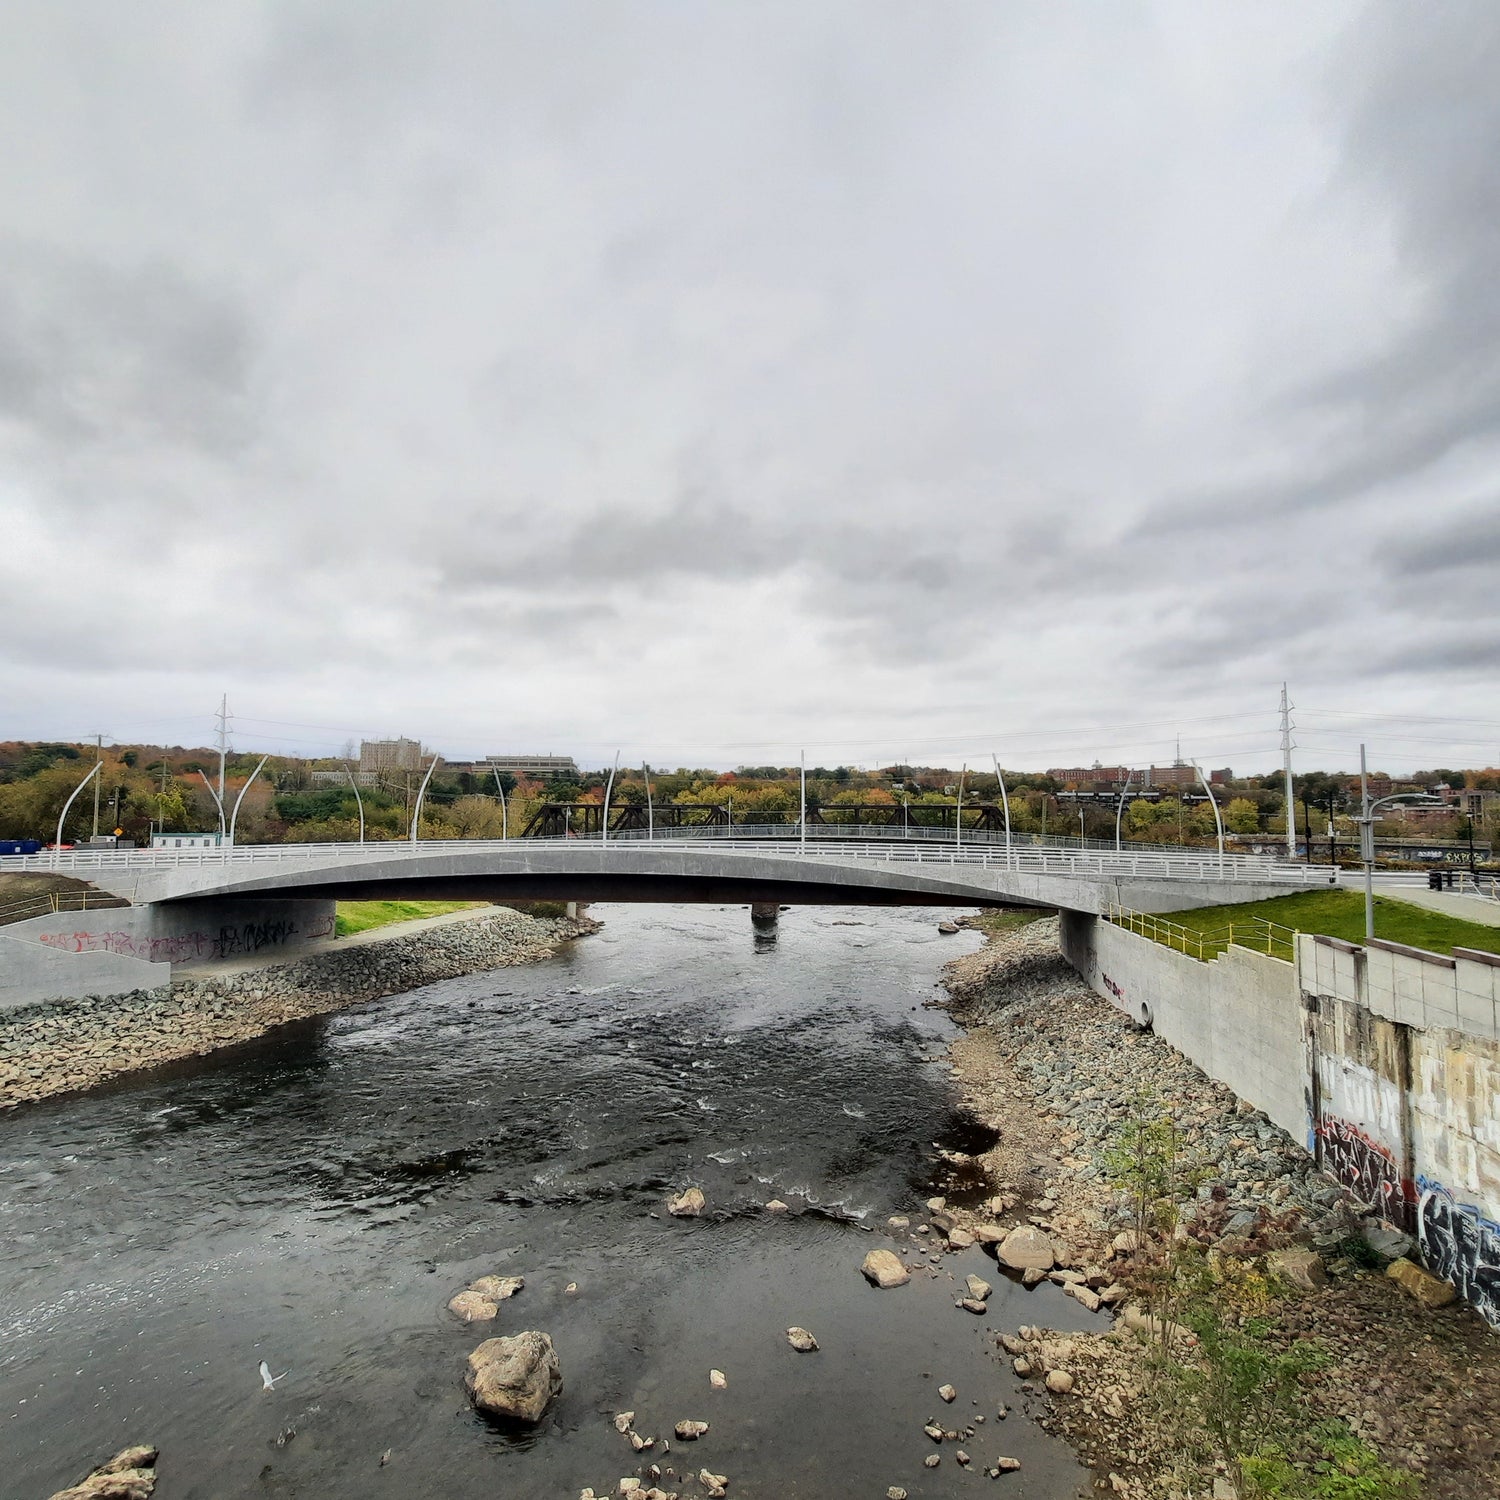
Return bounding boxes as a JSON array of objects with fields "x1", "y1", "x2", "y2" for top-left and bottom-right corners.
[{"x1": 10, "y1": 835, "x2": 1330, "y2": 917}]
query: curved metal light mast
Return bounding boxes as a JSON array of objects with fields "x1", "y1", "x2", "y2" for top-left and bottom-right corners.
[
  {"x1": 1114, "y1": 767, "x2": 1135, "y2": 852},
  {"x1": 1193, "y1": 760, "x2": 1226, "y2": 871},
  {"x1": 196, "y1": 769, "x2": 226, "y2": 839},
  {"x1": 410, "y1": 755, "x2": 441, "y2": 843},
  {"x1": 491, "y1": 766, "x2": 507, "y2": 840},
  {"x1": 228, "y1": 755, "x2": 270, "y2": 846},
  {"x1": 644, "y1": 763, "x2": 654, "y2": 840},
  {"x1": 601, "y1": 752, "x2": 620, "y2": 844},
  {"x1": 799, "y1": 750, "x2": 807, "y2": 854},
  {"x1": 991, "y1": 755, "x2": 1012, "y2": 863},
  {"x1": 955, "y1": 763, "x2": 967, "y2": 852},
  {"x1": 54, "y1": 761, "x2": 103, "y2": 857},
  {"x1": 346, "y1": 765, "x2": 366, "y2": 842}
]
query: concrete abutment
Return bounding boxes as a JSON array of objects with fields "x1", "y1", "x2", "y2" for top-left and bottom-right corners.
[{"x1": 1058, "y1": 909, "x2": 1500, "y2": 1331}]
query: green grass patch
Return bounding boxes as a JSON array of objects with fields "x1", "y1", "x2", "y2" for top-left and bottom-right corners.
[
  {"x1": 1158, "y1": 888, "x2": 1500, "y2": 958},
  {"x1": 335, "y1": 899, "x2": 485, "y2": 937},
  {"x1": 969, "y1": 907, "x2": 1052, "y2": 938}
]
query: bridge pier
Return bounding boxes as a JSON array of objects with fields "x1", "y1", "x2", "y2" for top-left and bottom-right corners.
[{"x1": 750, "y1": 901, "x2": 779, "y2": 931}]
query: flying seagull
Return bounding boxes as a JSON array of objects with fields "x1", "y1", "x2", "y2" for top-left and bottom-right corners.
[{"x1": 259, "y1": 1360, "x2": 288, "y2": 1391}]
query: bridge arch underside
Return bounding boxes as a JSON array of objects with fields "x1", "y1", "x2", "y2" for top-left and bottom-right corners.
[{"x1": 122, "y1": 847, "x2": 1311, "y2": 917}]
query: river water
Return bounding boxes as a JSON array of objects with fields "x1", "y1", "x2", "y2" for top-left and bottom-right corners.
[{"x1": 1, "y1": 904, "x2": 1093, "y2": 1499}]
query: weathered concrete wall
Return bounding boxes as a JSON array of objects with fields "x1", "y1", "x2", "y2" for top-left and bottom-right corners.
[
  {"x1": 0, "y1": 898, "x2": 336, "y2": 1010},
  {"x1": 1297, "y1": 933, "x2": 1500, "y2": 1042},
  {"x1": 1061, "y1": 911, "x2": 1500, "y2": 1329},
  {"x1": 1303, "y1": 961, "x2": 1500, "y2": 1331},
  {"x1": 0, "y1": 934, "x2": 168, "y2": 1012},
  {"x1": 1060, "y1": 910, "x2": 1308, "y2": 1140}
]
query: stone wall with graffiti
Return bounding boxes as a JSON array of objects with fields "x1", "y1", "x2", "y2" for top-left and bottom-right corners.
[
  {"x1": 1065, "y1": 913, "x2": 1500, "y2": 1331},
  {"x1": 1307, "y1": 971, "x2": 1500, "y2": 1331},
  {"x1": 2, "y1": 897, "x2": 338, "y2": 1010}
]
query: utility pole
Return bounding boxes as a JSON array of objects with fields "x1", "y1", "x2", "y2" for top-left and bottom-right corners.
[
  {"x1": 1359, "y1": 743, "x2": 1374, "y2": 941},
  {"x1": 1279, "y1": 683, "x2": 1296, "y2": 859},
  {"x1": 91, "y1": 732, "x2": 104, "y2": 838}
]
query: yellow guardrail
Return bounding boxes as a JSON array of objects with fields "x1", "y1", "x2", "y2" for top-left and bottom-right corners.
[
  {"x1": 0, "y1": 889, "x2": 122, "y2": 925},
  {"x1": 1106, "y1": 902, "x2": 1298, "y2": 964}
]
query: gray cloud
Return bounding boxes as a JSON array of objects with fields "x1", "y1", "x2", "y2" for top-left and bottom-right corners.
[{"x1": 0, "y1": 1, "x2": 1496, "y2": 770}]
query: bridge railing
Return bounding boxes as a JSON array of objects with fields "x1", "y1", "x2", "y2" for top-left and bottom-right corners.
[
  {"x1": 1106, "y1": 902, "x2": 1299, "y2": 963},
  {"x1": 7, "y1": 833, "x2": 1330, "y2": 885}
]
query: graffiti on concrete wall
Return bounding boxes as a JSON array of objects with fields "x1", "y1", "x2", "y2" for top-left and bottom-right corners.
[
  {"x1": 39, "y1": 912, "x2": 335, "y2": 965},
  {"x1": 1416, "y1": 1178, "x2": 1500, "y2": 1331},
  {"x1": 1314, "y1": 1114, "x2": 1415, "y2": 1232}
]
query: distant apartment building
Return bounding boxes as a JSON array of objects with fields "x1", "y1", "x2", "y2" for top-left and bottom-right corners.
[
  {"x1": 479, "y1": 754, "x2": 579, "y2": 780},
  {"x1": 359, "y1": 737, "x2": 424, "y2": 774},
  {"x1": 1146, "y1": 768, "x2": 1230, "y2": 792},
  {"x1": 1047, "y1": 765, "x2": 1131, "y2": 789}
]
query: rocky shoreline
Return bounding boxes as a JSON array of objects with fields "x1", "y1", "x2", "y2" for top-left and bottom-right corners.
[
  {"x1": 0, "y1": 906, "x2": 598, "y2": 1111},
  {"x1": 936, "y1": 914, "x2": 1500, "y2": 1500}
]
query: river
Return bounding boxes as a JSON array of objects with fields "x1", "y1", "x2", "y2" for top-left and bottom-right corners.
[{"x1": 1, "y1": 904, "x2": 1093, "y2": 1498}]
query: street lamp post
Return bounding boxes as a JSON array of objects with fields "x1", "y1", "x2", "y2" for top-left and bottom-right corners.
[
  {"x1": 955, "y1": 764, "x2": 967, "y2": 853},
  {"x1": 1353, "y1": 742, "x2": 1436, "y2": 943},
  {"x1": 1114, "y1": 767, "x2": 1135, "y2": 852},
  {"x1": 601, "y1": 753, "x2": 620, "y2": 845},
  {"x1": 491, "y1": 767, "x2": 507, "y2": 840},
  {"x1": 54, "y1": 761, "x2": 103, "y2": 859},
  {"x1": 409, "y1": 755, "x2": 441, "y2": 843},
  {"x1": 227, "y1": 755, "x2": 270, "y2": 846},
  {"x1": 196, "y1": 770, "x2": 226, "y2": 841},
  {"x1": 799, "y1": 750, "x2": 807, "y2": 855},
  {"x1": 1192, "y1": 761, "x2": 1226, "y2": 873},
  {"x1": 346, "y1": 766, "x2": 366, "y2": 842},
  {"x1": 992, "y1": 756, "x2": 1012, "y2": 865}
]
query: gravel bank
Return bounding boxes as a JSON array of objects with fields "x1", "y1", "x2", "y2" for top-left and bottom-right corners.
[
  {"x1": 0, "y1": 906, "x2": 598, "y2": 1111},
  {"x1": 938, "y1": 914, "x2": 1500, "y2": 1500}
]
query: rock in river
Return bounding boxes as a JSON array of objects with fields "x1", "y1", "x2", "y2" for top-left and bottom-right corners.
[
  {"x1": 674, "y1": 1420, "x2": 710, "y2": 1440},
  {"x1": 861, "y1": 1248, "x2": 911, "y2": 1288},
  {"x1": 997, "y1": 1224, "x2": 1056, "y2": 1271},
  {"x1": 470, "y1": 1274, "x2": 525, "y2": 1301},
  {"x1": 448, "y1": 1290, "x2": 500, "y2": 1321},
  {"x1": 786, "y1": 1326, "x2": 819, "y2": 1352},
  {"x1": 47, "y1": 1444, "x2": 159, "y2": 1500},
  {"x1": 965, "y1": 1273, "x2": 993, "y2": 1301},
  {"x1": 465, "y1": 1331, "x2": 563, "y2": 1423},
  {"x1": 668, "y1": 1187, "x2": 706, "y2": 1217}
]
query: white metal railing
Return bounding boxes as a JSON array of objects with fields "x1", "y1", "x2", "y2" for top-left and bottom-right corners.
[{"x1": 6, "y1": 833, "x2": 1327, "y2": 885}]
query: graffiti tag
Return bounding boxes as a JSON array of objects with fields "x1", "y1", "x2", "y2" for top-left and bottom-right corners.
[
  {"x1": 1315, "y1": 1115, "x2": 1415, "y2": 1232},
  {"x1": 38, "y1": 912, "x2": 333, "y2": 965},
  {"x1": 1416, "y1": 1178, "x2": 1500, "y2": 1331}
]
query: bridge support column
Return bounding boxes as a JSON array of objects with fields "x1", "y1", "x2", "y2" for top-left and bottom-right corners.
[
  {"x1": 750, "y1": 902, "x2": 779, "y2": 931},
  {"x1": 564, "y1": 901, "x2": 579, "y2": 919}
]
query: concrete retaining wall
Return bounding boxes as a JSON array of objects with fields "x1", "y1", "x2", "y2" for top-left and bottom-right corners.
[
  {"x1": 0, "y1": 898, "x2": 337, "y2": 1010},
  {"x1": 1060, "y1": 910, "x2": 1500, "y2": 1329},
  {"x1": 1059, "y1": 909, "x2": 1307, "y2": 1140},
  {"x1": 0, "y1": 934, "x2": 167, "y2": 1012}
]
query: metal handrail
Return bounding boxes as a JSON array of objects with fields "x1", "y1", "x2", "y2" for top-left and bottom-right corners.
[
  {"x1": 1105, "y1": 901, "x2": 1299, "y2": 962},
  {"x1": 0, "y1": 889, "x2": 121, "y2": 924}
]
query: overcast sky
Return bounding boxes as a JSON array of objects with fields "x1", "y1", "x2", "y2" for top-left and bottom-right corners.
[{"x1": 3, "y1": 2, "x2": 1498, "y2": 774}]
